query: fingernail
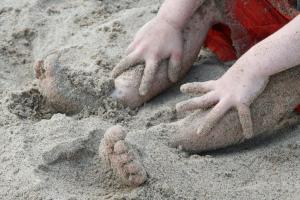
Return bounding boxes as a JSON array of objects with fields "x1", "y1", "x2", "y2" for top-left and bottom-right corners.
[{"x1": 180, "y1": 85, "x2": 188, "y2": 93}]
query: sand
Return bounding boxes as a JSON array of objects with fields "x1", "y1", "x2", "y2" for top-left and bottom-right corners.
[{"x1": 0, "y1": 0, "x2": 299, "y2": 199}]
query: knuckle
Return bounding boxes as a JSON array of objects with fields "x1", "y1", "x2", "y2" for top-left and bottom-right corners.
[
  {"x1": 234, "y1": 95, "x2": 247, "y2": 105},
  {"x1": 136, "y1": 44, "x2": 148, "y2": 55},
  {"x1": 234, "y1": 96, "x2": 243, "y2": 103}
]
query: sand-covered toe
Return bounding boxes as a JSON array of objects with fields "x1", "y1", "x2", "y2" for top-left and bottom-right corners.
[{"x1": 99, "y1": 125, "x2": 147, "y2": 187}]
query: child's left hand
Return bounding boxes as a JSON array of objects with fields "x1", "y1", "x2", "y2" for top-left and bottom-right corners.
[{"x1": 176, "y1": 63, "x2": 269, "y2": 139}]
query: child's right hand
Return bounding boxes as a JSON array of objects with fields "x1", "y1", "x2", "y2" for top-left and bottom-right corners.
[{"x1": 112, "y1": 16, "x2": 184, "y2": 96}]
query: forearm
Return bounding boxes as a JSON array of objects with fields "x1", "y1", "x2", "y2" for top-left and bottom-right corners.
[
  {"x1": 235, "y1": 15, "x2": 300, "y2": 78},
  {"x1": 157, "y1": 0, "x2": 205, "y2": 30}
]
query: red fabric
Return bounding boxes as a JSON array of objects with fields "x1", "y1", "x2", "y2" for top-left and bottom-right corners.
[
  {"x1": 204, "y1": 0, "x2": 298, "y2": 61},
  {"x1": 296, "y1": 105, "x2": 300, "y2": 113},
  {"x1": 204, "y1": 23, "x2": 237, "y2": 61},
  {"x1": 203, "y1": 0, "x2": 300, "y2": 113}
]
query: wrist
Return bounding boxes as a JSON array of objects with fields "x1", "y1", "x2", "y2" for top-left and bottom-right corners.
[
  {"x1": 156, "y1": 13, "x2": 184, "y2": 30},
  {"x1": 156, "y1": 0, "x2": 204, "y2": 30},
  {"x1": 233, "y1": 47, "x2": 270, "y2": 80}
]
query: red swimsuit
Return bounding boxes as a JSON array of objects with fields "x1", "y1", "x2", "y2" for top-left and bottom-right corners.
[{"x1": 204, "y1": 0, "x2": 300, "y2": 112}]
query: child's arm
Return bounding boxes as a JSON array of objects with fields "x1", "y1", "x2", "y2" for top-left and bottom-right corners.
[
  {"x1": 156, "y1": 0, "x2": 205, "y2": 30},
  {"x1": 176, "y1": 15, "x2": 300, "y2": 138},
  {"x1": 112, "y1": 0, "x2": 205, "y2": 95},
  {"x1": 240, "y1": 15, "x2": 300, "y2": 78}
]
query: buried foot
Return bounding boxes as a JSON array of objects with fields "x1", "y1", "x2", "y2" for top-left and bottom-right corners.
[
  {"x1": 170, "y1": 66, "x2": 300, "y2": 153},
  {"x1": 99, "y1": 125, "x2": 147, "y2": 187},
  {"x1": 34, "y1": 51, "x2": 113, "y2": 114},
  {"x1": 34, "y1": 55, "x2": 80, "y2": 114}
]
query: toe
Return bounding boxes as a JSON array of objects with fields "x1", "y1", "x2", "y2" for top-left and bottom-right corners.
[
  {"x1": 99, "y1": 143, "x2": 113, "y2": 155},
  {"x1": 124, "y1": 161, "x2": 141, "y2": 175},
  {"x1": 128, "y1": 173, "x2": 147, "y2": 187},
  {"x1": 104, "y1": 125, "x2": 126, "y2": 145},
  {"x1": 114, "y1": 140, "x2": 129, "y2": 154},
  {"x1": 111, "y1": 152, "x2": 135, "y2": 167}
]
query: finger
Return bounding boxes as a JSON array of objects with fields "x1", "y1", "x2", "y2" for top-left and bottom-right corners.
[
  {"x1": 197, "y1": 99, "x2": 231, "y2": 135},
  {"x1": 126, "y1": 40, "x2": 139, "y2": 55},
  {"x1": 139, "y1": 60, "x2": 159, "y2": 96},
  {"x1": 168, "y1": 51, "x2": 182, "y2": 82},
  {"x1": 176, "y1": 92, "x2": 218, "y2": 112},
  {"x1": 111, "y1": 53, "x2": 142, "y2": 78},
  {"x1": 180, "y1": 81, "x2": 215, "y2": 94},
  {"x1": 237, "y1": 104, "x2": 254, "y2": 139}
]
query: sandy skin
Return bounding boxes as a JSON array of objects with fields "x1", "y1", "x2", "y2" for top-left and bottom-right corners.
[
  {"x1": 34, "y1": 52, "x2": 94, "y2": 114},
  {"x1": 99, "y1": 125, "x2": 147, "y2": 187},
  {"x1": 34, "y1": 49, "x2": 114, "y2": 114},
  {"x1": 112, "y1": 1, "x2": 222, "y2": 108},
  {"x1": 171, "y1": 66, "x2": 300, "y2": 152}
]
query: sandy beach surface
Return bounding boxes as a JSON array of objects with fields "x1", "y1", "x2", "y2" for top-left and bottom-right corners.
[{"x1": 0, "y1": 0, "x2": 299, "y2": 199}]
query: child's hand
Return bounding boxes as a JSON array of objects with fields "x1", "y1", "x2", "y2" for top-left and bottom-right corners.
[
  {"x1": 176, "y1": 64, "x2": 270, "y2": 139},
  {"x1": 112, "y1": 16, "x2": 184, "y2": 95}
]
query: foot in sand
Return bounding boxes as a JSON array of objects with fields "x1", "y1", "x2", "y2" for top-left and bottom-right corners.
[
  {"x1": 112, "y1": 1, "x2": 223, "y2": 108},
  {"x1": 34, "y1": 53, "x2": 83, "y2": 114},
  {"x1": 34, "y1": 51, "x2": 104, "y2": 114},
  {"x1": 170, "y1": 66, "x2": 300, "y2": 153},
  {"x1": 99, "y1": 125, "x2": 147, "y2": 187}
]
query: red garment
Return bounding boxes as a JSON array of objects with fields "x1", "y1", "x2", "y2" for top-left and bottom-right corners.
[
  {"x1": 205, "y1": 0, "x2": 299, "y2": 61},
  {"x1": 204, "y1": 0, "x2": 300, "y2": 113},
  {"x1": 296, "y1": 105, "x2": 300, "y2": 113}
]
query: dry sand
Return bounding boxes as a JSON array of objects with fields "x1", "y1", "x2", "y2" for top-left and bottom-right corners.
[{"x1": 0, "y1": 0, "x2": 299, "y2": 199}]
